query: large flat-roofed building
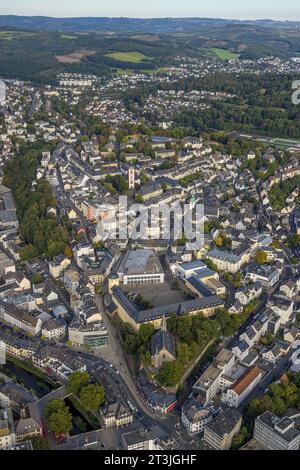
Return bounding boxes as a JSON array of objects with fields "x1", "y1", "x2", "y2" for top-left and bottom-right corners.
[
  {"x1": 68, "y1": 318, "x2": 109, "y2": 349},
  {"x1": 254, "y1": 412, "x2": 300, "y2": 450},
  {"x1": 193, "y1": 349, "x2": 235, "y2": 404},
  {"x1": 171, "y1": 260, "x2": 211, "y2": 280},
  {"x1": 204, "y1": 408, "x2": 242, "y2": 450},
  {"x1": 194, "y1": 365, "x2": 222, "y2": 404},
  {"x1": 118, "y1": 249, "x2": 164, "y2": 285},
  {"x1": 171, "y1": 260, "x2": 226, "y2": 297}
]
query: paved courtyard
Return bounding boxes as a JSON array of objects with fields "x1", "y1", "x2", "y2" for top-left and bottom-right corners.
[{"x1": 123, "y1": 276, "x2": 192, "y2": 308}]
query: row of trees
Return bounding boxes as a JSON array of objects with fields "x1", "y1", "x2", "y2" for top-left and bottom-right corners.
[{"x1": 3, "y1": 144, "x2": 69, "y2": 260}]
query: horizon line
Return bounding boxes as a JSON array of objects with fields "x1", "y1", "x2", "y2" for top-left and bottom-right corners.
[{"x1": 0, "y1": 14, "x2": 299, "y2": 22}]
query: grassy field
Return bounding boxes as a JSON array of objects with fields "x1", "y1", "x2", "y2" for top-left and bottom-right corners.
[
  {"x1": 0, "y1": 31, "x2": 36, "y2": 41},
  {"x1": 209, "y1": 48, "x2": 240, "y2": 60},
  {"x1": 60, "y1": 34, "x2": 78, "y2": 40},
  {"x1": 106, "y1": 51, "x2": 152, "y2": 63}
]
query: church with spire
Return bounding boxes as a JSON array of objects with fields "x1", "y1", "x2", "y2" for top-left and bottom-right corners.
[{"x1": 150, "y1": 315, "x2": 176, "y2": 369}]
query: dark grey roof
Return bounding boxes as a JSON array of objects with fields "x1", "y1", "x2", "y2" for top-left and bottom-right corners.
[
  {"x1": 112, "y1": 286, "x2": 224, "y2": 324},
  {"x1": 151, "y1": 330, "x2": 175, "y2": 358},
  {"x1": 257, "y1": 411, "x2": 300, "y2": 444},
  {"x1": 0, "y1": 383, "x2": 35, "y2": 408},
  {"x1": 235, "y1": 340, "x2": 249, "y2": 353},
  {"x1": 187, "y1": 276, "x2": 213, "y2": 298},
  {"x1": 206, "y1": 408, "x2": 242, "y2": 438}
]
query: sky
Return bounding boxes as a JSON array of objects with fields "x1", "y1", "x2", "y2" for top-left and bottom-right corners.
[{"x1": 0, "y1": 0, "x2": 299, "y2": 21}]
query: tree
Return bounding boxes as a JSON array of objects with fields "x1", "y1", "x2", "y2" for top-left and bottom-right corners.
[
  {"x1": 158, "y1": 361, "x2": 183, "y2": 387},
  {"x1": 287, "y1": 234, "x2": 300, "y2": 249},
  {"x1": 19, "y1": 244, "x2": 38, "y2": 261},
  {"x1": 135, "y1": 194, "x2": 144, "y2": 203},
  {"x1": 232, "y1": 272, "x2": 242, "y2": 288},
  {"x1": 231, "y1": 426, "x2": 249, "y2": 450},
  {"x1": 177, "y1": 342, "x2": 192, "y2": 366},
  {"x1": 31, "y1": 436, "x2": 50, "y2": 450},
  {"x1": 104, "y1": 175, "x2": 128, "y2": 194},
  {"x1": 140, "y1": 170, "x2": 150, "y2": 184},
  {"x1": 67, "y1": 371, "x2": 90, "y2": 396},
  {"x1": 204, "y1": 259, "x2": 219, "y2": 272},
  {"x1": 216, "y1": 309, "x2": 237, "y2": 337},
  {"x1": 215, "y1": 237, "x2": 223, "y2": 247},
  {"x1": 139, "y1": 323, "x2": 155, "y2": 344},
  {"x1": 79, "y1": 384, "x2": 105, "y2": 411},
  {"x1": 245, "y1": 395, "x2": 275, "y2": 424},
  {"x1": 260, "y1": 333, "x2": 273, "y2": 346},
  {"x1": 256, "y1": 250, "x2": 268, "y2": 265},
  {"x1": 32, "y1": 272, "x2": 43, "y2": 284},
  {"x1": 94, "y1": 283, "x2": 102, "y2": 294},
  {"x1": 64, "y1": 245, "x2": 73, "y2": 258},
  {"x1": 139, "y1": 349, "x2": 151, "y2": 367},
  {"x1": 45, "y1": 399, "x2": 73, "y2": 435}
]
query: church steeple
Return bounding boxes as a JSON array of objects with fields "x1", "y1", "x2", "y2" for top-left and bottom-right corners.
[{"x1": 161, "y1": 314, "x2": 167, "y2": 332}]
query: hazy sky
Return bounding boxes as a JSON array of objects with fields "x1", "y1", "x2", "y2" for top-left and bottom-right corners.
[{"x1": 1, "y1": 0, "x2": 299, "y2": 21}]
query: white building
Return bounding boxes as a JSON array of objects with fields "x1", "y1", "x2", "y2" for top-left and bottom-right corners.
[
  {"x1": 118, "y1": 249, "x2": 164, "y2": 285},
  {"x1": 193, "y1": 349, "x2": 235, "y2": 404},
  {"x1": 0, "y1": 300, "x2": 42, "y2": 336},
  {"x1": 222, "y1": 366, "x2": 262, "y2": 408},
  {"x1": 41, "y1": 318, "x2": 66, "y2": 340},
  {"x1": 181, "y1": 403, "x2": 212, "y2": 434},
  {"x1": 239, "y1": 315, "x2": 269, "y2": 348},
  {"x1": 267, "y1": 296, "x2": 294, "y2": 326},
  {"x1": 254, "y1": 412, "x2": 300, "y2": 450},
  {"x1": 170, "y1": 260, "x2": 218, "y2": 281},
  {"x1": 244, "y1": 265, "x2": 280, "y2": 289},
  {"x1": 206, "y1": 249, "x2": 242, "y2": 274},
  {"x1": 235, "y1": 282, "x2": 262, "y2": 306}
]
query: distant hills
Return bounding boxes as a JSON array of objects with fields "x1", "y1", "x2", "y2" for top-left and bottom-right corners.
[
  {"x1": 0, "y1": 16, "x2": 299, "y2": 33},
  {"x1": 0, "y1": 16, "x2": 300, "y2": 84}
]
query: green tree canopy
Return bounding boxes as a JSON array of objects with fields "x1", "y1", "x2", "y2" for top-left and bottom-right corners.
[
  {"x1": 45, "y1": 399, "x2": 73, "y2": 435},
  {"x1": 158, "y1": 361, "x2": 183, "y2": 387},
  {"x1": 79, "y1": 384, "x2": 105, "y2": 411},
  {"x1": 67, "y1": 371, "x2": 91, "y2": 396}
]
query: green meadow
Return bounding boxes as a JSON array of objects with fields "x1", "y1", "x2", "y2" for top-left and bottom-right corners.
[
  {"x1": 0, "y1": 31, "x2": 36, "y2": 41},
  {"x1": 209, "y1": 48, "x2": 240, "y2": 60},
  {"x1": 106, "y1": 51, "x2": 152, "y2": 63}
]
